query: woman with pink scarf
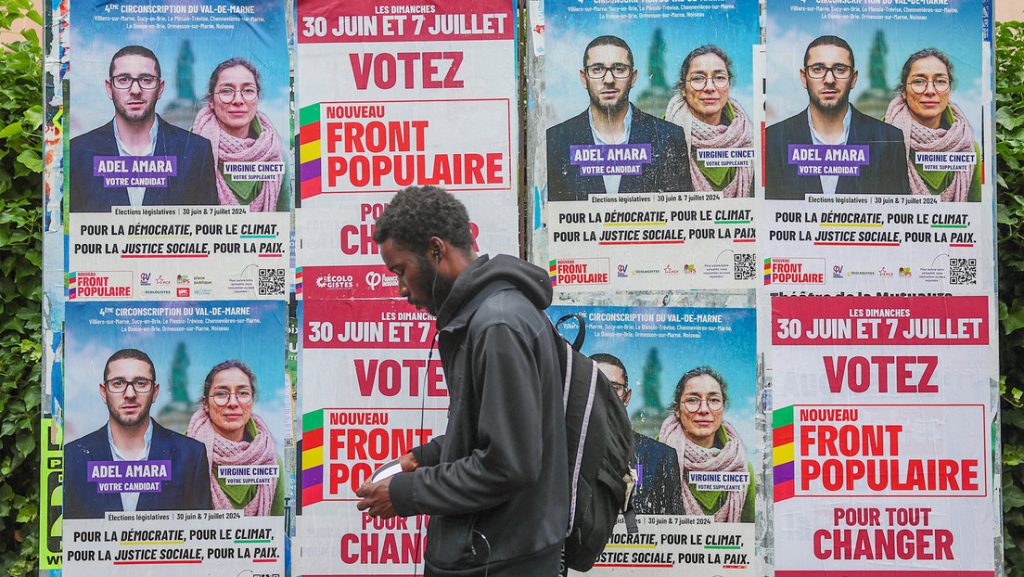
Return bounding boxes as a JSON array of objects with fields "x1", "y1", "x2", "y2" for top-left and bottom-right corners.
[
  {"x1": 188, "y1": 360, "x2": 284, "y2": 516},
  {"x1": 659, "y1": 367, "x2": 754, "y2": 522},
  {"x1": 665, "y1": 45, "x2": 754, "y2": 198},
  {"x1": 884, "y1": 48, "x2": 980, "y2": 202},
  {"x1": 191, "y1": 58, "x2": 287, "y2": 211}
]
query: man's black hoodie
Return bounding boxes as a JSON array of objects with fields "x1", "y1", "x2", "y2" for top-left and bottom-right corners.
[{"x1": 390, "y1": 254, "x2": 569, "y2": 574}]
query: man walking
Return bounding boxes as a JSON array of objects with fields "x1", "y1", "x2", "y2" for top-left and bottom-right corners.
[{"x1": 356, "y1": 186, "x2": 568, "y2": 576}]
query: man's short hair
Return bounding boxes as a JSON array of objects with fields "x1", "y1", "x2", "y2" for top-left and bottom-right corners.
[
  {"x1": 803, "y1": 35, "x2": 855, "y2": 69},
  {"x1": 373, "y1": 186, "x2": 474, "y2": 254},
  {"x1": 103, "y1": 348, "x2": 156, "y2": 382},
  {"x1": 583, "y1": 35, "x2": 634, "y2": 68},
  {"x1": 109, "y1": 45, "x2": 161, "y2": 78},
  {"x1": 590, "y1": 353, "x2": 628, "y2": 387}
]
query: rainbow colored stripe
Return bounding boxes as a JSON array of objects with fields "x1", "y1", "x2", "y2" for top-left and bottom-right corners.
[
  {"x1": 548, "y1": 260, "x2": 558, "y2": 286},
  {"x1": 763, "y1": 258, "x2": 772, "y2": 285},
  {"x1": 773, "y1": 405, "x2": 795, "y2": 502},
  {"x1": 68, "y1": 272, "x2": 77, "y2": 299},
  {"x1": 301, "y1": 409, "x2": 325, "y2": 507},
  {"x1": 298, "y1": 104, "x2": 322, "y2": 200},
  {"x1": 295, "y1": 267, "x2": 304, "y2": 297}
]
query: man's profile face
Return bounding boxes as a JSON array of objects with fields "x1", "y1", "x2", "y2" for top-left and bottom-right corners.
[
  {"x1": 106, "y1": 54, "x2": 165, "y2": 124},
  {"x1": 596, "y1": 362, "x2": 631, "y2": 406},
  {"x1": 380, "y1": 238, "x2": 452, "y2": 317},
  {"x1": 800, "y1": 44, "x2": 857, "y2": 114},
  {"x1": 580, "y1": 44, "x2": 637, "y2": 114},
  {"x1": 100, "y1": 357, "x2": 159, "y2": 428}
]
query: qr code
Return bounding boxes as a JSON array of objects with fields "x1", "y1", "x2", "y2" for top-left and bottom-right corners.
[
  {"x1": 734, "y1": 254, "x2": 756, "y2": 280},
  {"x1": 949, "y1": 258, "x2": 976, "y2": 285},
  {"x1": 259, "y1": 268, "x2": 286, "y2": 295}
]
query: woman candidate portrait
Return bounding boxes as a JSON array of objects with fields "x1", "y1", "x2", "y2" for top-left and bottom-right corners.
[
  {"x1": 884, "y1": 48, "x2": 981, "y2": 202},
  {"x1": 658, "y1": 366, "x2": 754, "y2": 522},
  {"x1": 665, "y1": 45, "x2": 754, "y2": 198},
  {"x1": 191, "y1": 57, "x2": 288, "y2": 211},
  {"x1": 187, "y1": 360, "x2": 285, "y2": 516}
]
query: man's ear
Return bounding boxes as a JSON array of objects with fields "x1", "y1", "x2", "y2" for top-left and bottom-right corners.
[{"x1": 799, "y1": 68, "x2": 808, "y2": 91}]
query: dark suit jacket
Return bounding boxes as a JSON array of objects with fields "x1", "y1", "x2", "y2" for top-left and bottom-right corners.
[
  {"x1": 63, "y1": 420, "x2": 213, "y2": 519},
  {"x1": 765, "y1": 106, "x2": 910, "y2": 199},
  {"x1": 546, "y1": 105, "x2": 691, "y2": 200},
  {"x1": 69, "y1": 115, "x2": 218, "y2": 211},
  {"x1": 632, "y1": 432, "x2": 684, "y2": 515}
]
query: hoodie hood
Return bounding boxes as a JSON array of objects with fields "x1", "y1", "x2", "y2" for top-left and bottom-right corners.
[{"x1": 435, "y1": 254, "x2": 553, "y2": 331}]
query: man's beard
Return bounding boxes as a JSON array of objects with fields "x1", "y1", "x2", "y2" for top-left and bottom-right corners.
[
  {"x1": 113, "y1": 97, "x2": 157, "y2": 124},
  {"x1": 413, "y1": 255, "x2": 455, "y2": 317},
  {"x1": 589, "y1": 87, "x2": 630, "y2": 116},
  {"x1": 809, "y1": 87, "x2": 850, "y2": 114},
  {"x1": 109, "y1": 403, "x2": 150, "y2": 428}
]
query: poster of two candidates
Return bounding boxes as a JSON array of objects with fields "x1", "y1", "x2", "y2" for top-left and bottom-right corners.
[
  {"x1": 769, "y1": 296, "x2": 996, "y2": 576},
  {"x1": 61, "y1": 300, "x2": 287, "y2": 575},
  {"x1": 543, "y1": 0, "x2": 760, "y2": 291},
  {"x1": 67, "y1": 0, "x2": 291, "y2": 301},
  {"x1": 762, "y1": 0, "x2": 990, "y2": 294},
  {"x1": 295, "y1": 0, "x2": 520, "y2": 280},
  {"x1": 548, "y1": 305, "x2": 756, "y2": 577}
]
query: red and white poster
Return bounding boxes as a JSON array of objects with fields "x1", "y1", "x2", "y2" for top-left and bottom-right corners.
[{"x1": 770, "y1": 295, "x2": 996, "y2": 576}]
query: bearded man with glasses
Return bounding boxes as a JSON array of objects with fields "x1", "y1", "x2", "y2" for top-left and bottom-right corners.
[
  {"x1": 766, "y1": 35, "x2": 910, "y2": 199},
  {"x1": 547, "y1": 35, "x2": 691, "y2": 200},
  {"x1": 64, "y1": 348, "x2": 213, "y2": 518},
  {"x1": 70, "y1": 45, "x2": 217, "y2": 211}
]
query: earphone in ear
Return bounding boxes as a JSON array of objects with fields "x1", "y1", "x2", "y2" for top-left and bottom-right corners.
[{"x1": 434, "y1": 250, "x2": 441, "y2": 263}]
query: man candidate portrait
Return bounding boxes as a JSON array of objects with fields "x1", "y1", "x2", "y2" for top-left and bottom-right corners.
[
  {"x1": 765, "y1": 35, "x2": 910, "y2": 199},
  {"x1": 64, "y1": 349, "x2": 213, "y2": 519},
  {"x1": 547, "y1": 35, "x2": 691, "y2": 200},
  {"x1": 69, "y1": 45, "x2": 218, "y2": 211},
  {"x1": 592, "y1": 353, "x2": 684, "y2": 515}
]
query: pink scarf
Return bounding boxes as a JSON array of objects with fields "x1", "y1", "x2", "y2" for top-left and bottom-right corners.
[
  {"x1": 659, "y1": 414, "x2": 749, "y2": 522},
  {"x1": 884, "y1": 96, "x2": 975, "y2": 201},
  {"x1": 665, "y1": 94, "x2": 754, "y2": 198},
  {"x1": 187, "y1": 409, "x2": 278, "y2": 516},
  {"x1": 191, "y1": 106, "x2": 283, "y2": 211}
]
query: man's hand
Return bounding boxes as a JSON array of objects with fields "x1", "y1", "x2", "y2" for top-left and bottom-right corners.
[
  {"x1": 355, "y1": 477, "x2": 398, "y2": 519},
  {"x1": 399, "y1": 451, "x2": 419, "y2": 472}
]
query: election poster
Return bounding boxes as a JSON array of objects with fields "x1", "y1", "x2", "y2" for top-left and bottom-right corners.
[
  {"x1": 295, "y1": 0, "x2": 520, "y2": 269},
  {"x1": 297, "y1": 297, "x2": 445, "y2": 576},
  {"x1": 39, "y1": 417, "x2": 64, "y2": 570},
  {"x1": 67, "y1": 0, "x2": 291, "y2": 299},
  {"x1": 762, "y1": 0, "x2": 991, "y2": 294},
  {"x1": 769, "y1": 295, "x2": 996, "y2": 576},
  {"x1": 542, "y1": 0, "x2": 760, "y2": 291},
  {"x1": 62, "y1": 300, "x2": 287, "y2": 575},
  {"x1": 547, "y1": 305, "x2": 756, "y2": 576}
]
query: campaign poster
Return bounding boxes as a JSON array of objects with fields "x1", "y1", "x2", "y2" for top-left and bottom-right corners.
[
  {"x1": 295, "y1": 0, "x2": 520, "y2": 269},
  {"x1": 769, "y1": 295, "x2": 996, "y2": 576},
  {"x1": 40, "y1": 417, "x2": 64, "y2": 570},
  {"x1": 547, "y1": 305, "x2": 756, "y2": 576},
  {"x1": 762, "y1": 0, "x2": 991, "y2": 294},
  {"x1": 297, "y1": 297, "x2": 445, "y2": 576},
  {"x1": 542, "y1": 0, "x2": 760, "y2": 291},
  {"x1": 67, "y1": 0, "x2": 291, "y2": 299},
  {"x1": 62, "y1": 300, "x2": 287, "y2": 575}
]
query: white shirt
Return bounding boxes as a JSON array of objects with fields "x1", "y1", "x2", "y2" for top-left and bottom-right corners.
[
  {"x1": 112, "y1": 118, "x2": 160, "y2": 206},
  {"x1": 107, "y1": 419, "x2": 154, "y2": 513},
  {"x1": 589, "y1": 105, "x2": 633, "y2": 194},
  {"x1": 807, "y1": 105, "x2": 851, "y2": 195}
]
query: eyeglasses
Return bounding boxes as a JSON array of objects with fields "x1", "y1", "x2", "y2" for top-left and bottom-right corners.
[
  {"x1": 585, "y1": 63, "x2": 633, "y2": 80},
  {"x1": 110, "y1": 74, "x2": 160, "y2": 90},
  {"x1": 207, "y1": 390, "x2": 254, "y2": 407},
  {"x1": 681, "y1": 396, "x2": 724, "y2": 413},
  {"x1": 907, "y1": 78, "x2": 951, "y2": 94},
  {"x1": 215, "y1": 87, "x2": 260, "y2": 103},
  {"x1": 804, "y1": 64, "x2": 853, "y2": 80},
  {"x1": 105, "y1": 378, "x2": 155, "y2": 394},
  {"x1": 610, "y1": 382, "x2": 629, "y2": 399},
  {"x1": 688, "y1": 74, "x2": 730, "y2": 91}
]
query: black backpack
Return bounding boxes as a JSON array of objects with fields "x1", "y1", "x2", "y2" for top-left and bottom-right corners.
[{"x1": 552, "y1": 314, "x2": 638, "y2": 572}]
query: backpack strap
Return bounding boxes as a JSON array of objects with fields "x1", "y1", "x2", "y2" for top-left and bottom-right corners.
[{"x1": 554, "y1": 313, "x2": 586, "y2": 351}]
